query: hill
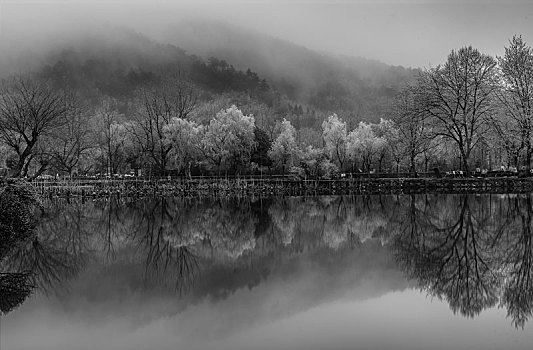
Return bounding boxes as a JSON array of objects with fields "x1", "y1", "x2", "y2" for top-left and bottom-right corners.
[
  {"x1": 0, "y1": 20, "x2": 419, "y2": 124},
  {"x1": 0, "y1": 23, "x2": 274, "y2": 113},
  {"x1": 160, "y1": 19, "x2": 419, "y2": 122}
]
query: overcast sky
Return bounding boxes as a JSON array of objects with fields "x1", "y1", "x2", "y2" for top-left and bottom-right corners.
[{"x1": 1, "y1": 0, "x2": 533, "y2": 68}]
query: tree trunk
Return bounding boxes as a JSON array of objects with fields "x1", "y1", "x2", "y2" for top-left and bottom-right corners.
[
  {"x1": 14, "y1": 146, "x2": 33, "y2": 178},
  {"x1": 527, "y1": 147, "x2": 533, "y2": 175},
  {"x1": 410, "y1": 152, "x2": 416, "y2": 175},
  {"x1": 460, "y1": 147, "x2": 470, "y2": 175},
  {"x1": 21, "y1": 155, "x2": 34, "y2": 178},
  {"x1": 462, "y1": 156, "x2": 470, "y2": 176}
]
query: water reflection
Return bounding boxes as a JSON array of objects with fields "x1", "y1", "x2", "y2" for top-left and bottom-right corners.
[
  {"x1": 390, "y1": 195, "x2": 502, "y2": 318},
  {"x1": 389, "y1": 194, "x2": 533, "y2": 328},
  {"x1": 0, "y1": 185, "x2": 38, "y2": 314},
  {"x1": 4, "y1": 193, "x2": 533, "y2": 329}
]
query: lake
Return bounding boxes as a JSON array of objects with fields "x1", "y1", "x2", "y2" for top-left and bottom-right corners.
[{"x1": 2, "y1": 194, "x2": 533, "y2": 349}]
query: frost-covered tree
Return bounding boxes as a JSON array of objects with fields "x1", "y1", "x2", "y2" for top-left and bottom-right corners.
[
  {"x1": 268, "y1": 118, "x2": 300, "y2": 173},
  {"x1": 300, "y1": 145, "x2": 324, "y2": 178},
  {"x1": 373, "y1": 118, "x2": 399, "y2": 172},
  {"x1": 378, "y1": 118, "x2": 402, "y2": 172},
  {"x1": 347, "y1": 122, "x2": 386, "y2": 172},
  {"x1": 322, "y1": 113, "x2": 347, "y2": 169},
  {"x1": 201, "y1": 105, "x2": 256, "y2": 173},
  {"x1": 163, "y1": 118, "x2": 203, "y2": 178}
]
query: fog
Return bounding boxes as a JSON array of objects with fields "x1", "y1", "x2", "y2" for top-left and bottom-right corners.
[{"x1": 1, "y1": 0, "x2": 533, "y2": 68}]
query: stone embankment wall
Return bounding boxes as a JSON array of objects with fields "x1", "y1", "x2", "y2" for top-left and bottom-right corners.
[{"x1": 28, "y1": 177, "x2": 533, "y2": 198}]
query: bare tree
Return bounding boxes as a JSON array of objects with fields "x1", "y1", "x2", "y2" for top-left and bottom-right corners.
[
  {"x1": 416, "y1": 47, "x2": 498, "y2": 174},
  {"x1": 48, "y1": 103, "x2": 94, "y2": 176},
  {"x1": 392, "y1": 86, "x2": 432, "y2": 174},
  {"x1": 0, "y1": 76, "x2": 75, "y2": 178},
  {"x1": 129, "y1": 74, "x2": 199, "y2": 175},
  {"x1": 496, "y1": 35, "x2": 533, "y2": 170},
  {"x1": 94, "y1": 98, "x2": 130, "y2": 174}
]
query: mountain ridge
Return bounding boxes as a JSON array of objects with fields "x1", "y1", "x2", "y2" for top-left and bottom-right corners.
[
  {"x1": 160, "y1": 19, "x2": 418, "y2": 119},
  {"x1": 0, "y1": 19, "x2": 418, "y2": 123}
]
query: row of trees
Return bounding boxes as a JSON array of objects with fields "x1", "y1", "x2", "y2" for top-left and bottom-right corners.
[
  {"x1": 0, "y1": 75, "x2": 398, "y2": 178},
  {"x1": 0, "y1": 35, "x2": 532, "y2": 178}
]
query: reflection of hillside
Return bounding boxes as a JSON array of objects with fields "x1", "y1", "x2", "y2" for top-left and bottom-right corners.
[
  {"x1": 268, "y1": 196, "x2": 393, "y2": 251},
  {"x1": 9, "y1": 196, "x2": 399, "y2": 308},
  {"x1": 10, "y1": 194, "x2": 533, "y2": 328}
]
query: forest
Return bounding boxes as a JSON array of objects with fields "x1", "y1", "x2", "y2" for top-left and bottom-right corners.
[{"x1": 0, "y1": 31, "x2": 532, "y2": 179}]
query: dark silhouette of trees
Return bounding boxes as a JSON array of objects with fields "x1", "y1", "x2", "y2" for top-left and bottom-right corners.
[{"x1": 251, "y1": 127, "x2": 272, "y2": 168}]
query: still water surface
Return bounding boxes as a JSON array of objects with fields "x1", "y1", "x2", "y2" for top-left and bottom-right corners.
[{"x1": 2, "y1": 194, "x2": 533, "y2": 349}]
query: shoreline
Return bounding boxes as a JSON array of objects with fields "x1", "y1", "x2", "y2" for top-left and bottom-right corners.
[{"x1": 21, "y1": 177, "x2": 533, "y2": 198}]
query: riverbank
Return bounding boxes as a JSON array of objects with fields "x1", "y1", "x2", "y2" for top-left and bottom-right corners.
[{"x1": 25, "y1": 176, "x2": 533, "y2": 198}]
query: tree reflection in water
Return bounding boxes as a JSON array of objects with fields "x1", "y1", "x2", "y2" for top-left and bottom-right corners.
[
  {"x1": 131, "y1": 198, "x2": 201, "y2": 295},
  {"x1": 390, "y1": 194, "x2": 533, "y2": 328},
  {"x1": 496, "y1": 196, "x2": 533, "y2": 328},
  {"x1": 5, "y1": 199, "x2": 90, "y2": 295},
  {"x1": 5, "y1": 192, "x2": 533, "y2": 327},
  {"x1": 391, "y1": 195, "x2": 502, "y2": 317}
]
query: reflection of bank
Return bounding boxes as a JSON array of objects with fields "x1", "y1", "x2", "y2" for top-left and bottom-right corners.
[
  {"x1": 0, "y1": 183, "x2": 39, "y2": 315},
  {"x1": 1, "y1": 192, "x2": 89, "y2": 315},
  {"x1": 391, "y1": 194, "x2": 533, "y2": 328},
  {"x1": 0, "y1": 272, "x2": 33, "y2": 314}
]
